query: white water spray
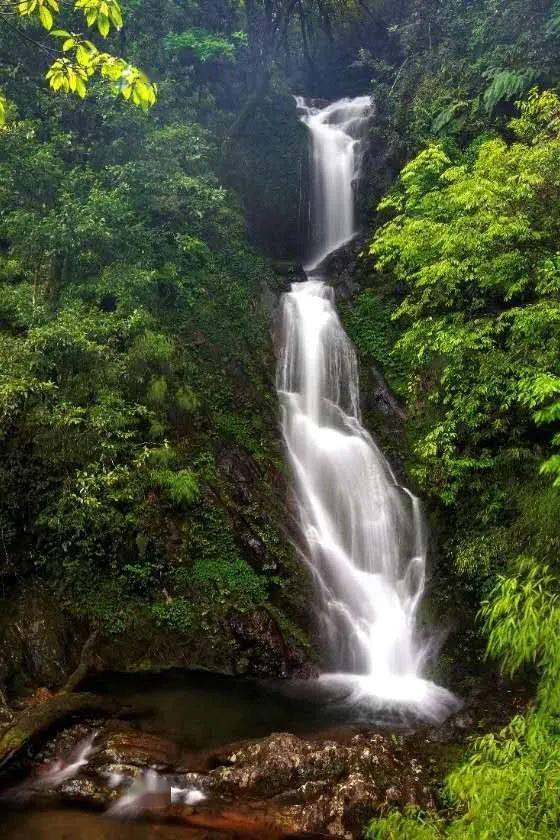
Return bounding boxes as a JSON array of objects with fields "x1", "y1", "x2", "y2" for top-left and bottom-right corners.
[
  {"x1": 108, "y1": 771, "x2": 206, "y2": 818},
  {"x1": 2, "y1": 731, "x2": 98, "y2": 803},
  {"x1": 279, "y1": 97, "x2": 454, "y2": 719}
]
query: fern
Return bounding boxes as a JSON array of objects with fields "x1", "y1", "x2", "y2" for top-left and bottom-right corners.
[
  {"x1": 483, "y1": 68, "x2": 538, "y2": 113},
  {"x1": 432, "y1": 101, "x2": 468, "y2": 135},
  {"x1": 545, "y1": 1, "x2": 560, "y2": 37},
  {"x1": 150, "y1": 467, "x2": 199, "y2": 505}
]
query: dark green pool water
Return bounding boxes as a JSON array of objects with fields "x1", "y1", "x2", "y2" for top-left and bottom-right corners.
[{"x1": 81, "y1": 669, "x2": 377, "y2": 750}]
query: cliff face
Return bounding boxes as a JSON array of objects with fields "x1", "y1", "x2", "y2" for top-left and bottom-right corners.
[{"x1": 225, "y1": 94, "x2": 310, "y2": 261}]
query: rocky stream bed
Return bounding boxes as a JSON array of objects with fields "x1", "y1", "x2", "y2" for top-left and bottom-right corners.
[{"x1": 0, "y1": 674, "x2": 530, "y2": 840}]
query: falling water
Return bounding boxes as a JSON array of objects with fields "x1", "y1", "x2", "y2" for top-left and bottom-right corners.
[
  {"x1": 107, "y1": 770, "x2": 205, "y2": 818},
  {"x1": 296, "y1": 96, "x2": 371, "y2": 269},
  {"x1": 278, "y1": 97, "x2": 455, "y2": 719},
  {"x1": 1, "y1": 731, "x2": 98, "y2": 803}
]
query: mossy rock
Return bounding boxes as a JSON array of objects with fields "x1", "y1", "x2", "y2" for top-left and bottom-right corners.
[{"x1": 0, "y1": 692, "x2": 123, "y2": 770}]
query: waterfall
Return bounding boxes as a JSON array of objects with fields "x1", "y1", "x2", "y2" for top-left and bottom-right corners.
[
  {"x1": 278, "y1": 97, "x2": 455, "y2": 719},
  {"x1": 295, "y1": 96, "x2": 370, "y2": 269}
]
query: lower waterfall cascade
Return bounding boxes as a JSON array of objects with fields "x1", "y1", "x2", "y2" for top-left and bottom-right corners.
[{"x1": 278, "y1": 96, "x2": 456, "y2": 720}]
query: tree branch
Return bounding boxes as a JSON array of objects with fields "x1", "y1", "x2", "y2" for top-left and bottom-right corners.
[{"x1": 61, "y1": 629, "x2": 99, "y2": 694}]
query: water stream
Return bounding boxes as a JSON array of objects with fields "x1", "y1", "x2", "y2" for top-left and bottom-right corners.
[{"x1": 278, "y1": 97, "x2": 454, "y2": 720}]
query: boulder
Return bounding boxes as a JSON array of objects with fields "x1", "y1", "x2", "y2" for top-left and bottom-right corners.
[
  {"x1": 91, "y1": 728, "x2": 180, "y2": 772},
  {"x1": 205, "y1": 730, "x2": 436, "y2": 837},
  {"x1": 225, "y1": 94, "x2": 310, "y2": 260},
  {"x1": 2, "y1": 722, "x2": 438, "y2": 838}
]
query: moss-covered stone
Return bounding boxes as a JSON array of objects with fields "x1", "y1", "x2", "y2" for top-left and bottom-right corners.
[{"x1": 0, "y1": 692, "x2": 122, "y2": 770}]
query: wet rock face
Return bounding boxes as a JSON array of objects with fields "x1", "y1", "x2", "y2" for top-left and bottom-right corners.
[
  {"x1": 0, "y1": 564, "x2": 313, "y2": 692},
  {"x1": 3, "y1": 679, "x2": 531, "y2": 838},
  {"x1": 229, "y1": 611, "x2": 316, "y2": 679},
  {"x1": 277, "y1": 771, "x2": 381, "y2": 838},
  {"x1": 226, "y1": 94, "x2": 310, "y2": 261},
  {"x1": 216, "y1": 447, "x2": 260, "y2": 507},
  {"x1": 92, "y1": 730, "x2": 180, "y2": 773},
  {"x1": 0, "y1": 603, "x2": 312, "y2": 698},
  {"x1": 0, "y1": 596, "x2": 76, "y2": 696},
  {"x1": 319, "y1": 239, "x2": 364, "y2": 302},
  {"x1": 7, "y1": 724, "x2": 187, "y2": 809}
]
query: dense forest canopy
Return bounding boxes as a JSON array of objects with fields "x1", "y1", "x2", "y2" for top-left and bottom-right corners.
[{"x1": 2, "y1": 1, "x2": 560, "y2": 837}]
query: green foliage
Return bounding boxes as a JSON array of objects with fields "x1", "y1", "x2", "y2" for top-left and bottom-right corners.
[
  {"x1": 372, "y1": 91, "x2": 560, "y2": 505},
  {"x1": 214, "y1": 412, "x2": 266, "y2": 458},
  {"x1": 151, "y1": 597, "x2": 195, "y2": 633},
  {"x1": 0, "y1": 0, "x2": 156, "y2": 113},
  {"x1": 357, "y1": 22, "x2": 560, "y2": 829},
  {"x1": 191, "y1": 556, "x2": 266, "y2": 606},
  {"x1": 432, "y1": 102, "x2": 470, "y2": 136},
  {"x1": 369, "y1": 560, "x2": 560, "y2": 839},
  {"x1": 0, "y1": 6, "x2": 309, "y2": 653},
  {"x1": 150, "y1": 468, "x2": 199, "y2": 506},
  {"x1": 367, "y1": 87, "x2": 560, "y2": 840},
  {"x1": 175, "y1": 386, "x2": 200, "y2": 414},
  {"x1": 367, "y1": 809, "x2": 443, "y2": 839},
  {"x1": 342, "y1": 290, "x2": 406, "y2": 395},
  {"x1": 452, "y1": 529, "x2": 509, "y2": 582},
  {"x1": 482, "y1": 560, "x2": 560, "y2": 708},
  {"x1": 164, "y1": 28, "x2": 240, "y2": 63},
  {"x1": 180, "y1": 505, "x2": 268, "y2": 610},
  {"x1": 482, "y1": 68, "x2": 537, "y2": 113}
]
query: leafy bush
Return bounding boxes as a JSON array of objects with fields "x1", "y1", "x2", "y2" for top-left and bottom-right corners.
[
  {"x1": 372, "y1": 91, "x2": 560, "y2": 504},
  {"x1": 342, "y1": 290, "x2": 407, "y2": 396},
  {"x1": 164, "y1": 28, "x2": 240, "y2": 63}
]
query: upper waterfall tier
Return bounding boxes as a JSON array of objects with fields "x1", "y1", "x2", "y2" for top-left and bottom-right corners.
[{"x1": 295, "y1": 96, "x2": 371, "y2": 271}]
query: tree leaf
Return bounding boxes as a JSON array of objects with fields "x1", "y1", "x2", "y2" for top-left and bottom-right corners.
[
  {"x1": 39, "y1": 4, "x2": 53, "y2": 30},
  {"x1": 98, "y1": 13, "x2": 110, "y2": 37}
]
